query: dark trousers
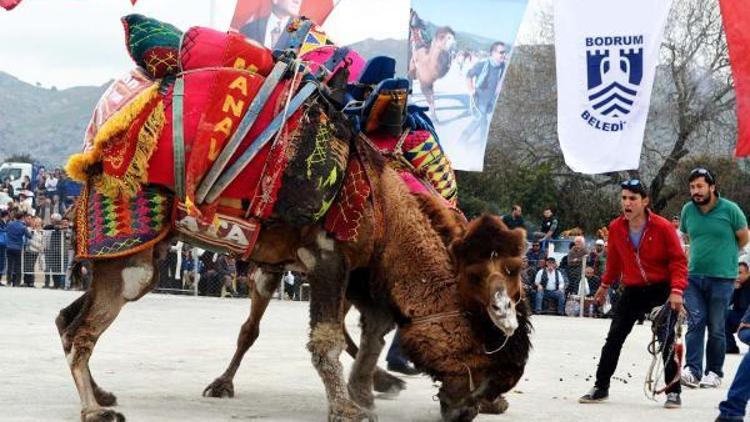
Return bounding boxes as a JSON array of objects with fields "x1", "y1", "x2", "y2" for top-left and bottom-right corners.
[
  {"x1": 726, "y1": 308, "x2": 746, "y2": 352},
  {"x1": 6, "y1": 249, "x2": 21, "y2": 287},
  {"x1": 595, "y1": 283, "x2": 681, "y2": 394},
  {"x1": 386, "y1": 330, "x2": 409, "y2": 366},
  {"x1": 23, "y1": 251, "x2": 37, "y2": 286}
]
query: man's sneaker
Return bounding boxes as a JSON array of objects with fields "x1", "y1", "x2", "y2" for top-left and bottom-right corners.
[
  {"x1": 664, "y1": 392, "x2": 681, "y2": 409},
  {"x1": 699, "y1": 371, "x2": 722, "y2": 388},
  {"x1": 578, "y1": 386, "x2": 609, "y2": 403},
  {"x1": 681, "y1": 367, "x2": 699, "y2": 388}
]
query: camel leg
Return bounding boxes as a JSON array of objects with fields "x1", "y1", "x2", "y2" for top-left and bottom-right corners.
[
  {"x1": 347, "y1": 304, "x2": 395, "y2": 410},
  {"x1": 56, "y1": 292, "x2": 117, "y2": 407},
  {"x1": 57, "y1": 246, "x2": 161, "y2": 422},
  {"x1": 298, "y1": 233, "x2": 375, "y2": 422},
  {"x1": 422, "y1": 84, "x2": 439, "y2": 123},
  {"x1": 203, "y1": 269, "x2": 280, "y2": 398},
  {"x1": 343, "y1": 323, "x2": 405, "y2": 395}
]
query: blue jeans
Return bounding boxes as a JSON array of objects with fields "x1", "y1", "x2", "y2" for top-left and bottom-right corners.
[
  {"x1": 718, "y1": 328, "x2": 750, "y2": 420},
  {"x1": 0, "y1": 245, "x2": 5, "y2": 282},
  {"x1": 684, "y1": 275, "x2": 735, "y2": 377},
  {"x1": 533, "y1": 289, "x2": 566, "y2": 315}
]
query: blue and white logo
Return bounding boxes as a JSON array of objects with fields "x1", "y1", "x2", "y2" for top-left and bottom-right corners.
[{"x1": 580, "y1": 35, "x2": 644, "y2": 132}]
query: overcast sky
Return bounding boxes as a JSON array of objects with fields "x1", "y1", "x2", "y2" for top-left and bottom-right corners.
[{"x1": 0, "y1": 0, "x2": 546, "y2": 89}]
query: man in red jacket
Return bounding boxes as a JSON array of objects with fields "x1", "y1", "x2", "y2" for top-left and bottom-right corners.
[{"x1": 579, "y1": 179, "x2": 687, "y2": 408}]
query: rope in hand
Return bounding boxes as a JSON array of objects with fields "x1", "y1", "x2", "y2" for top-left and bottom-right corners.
[{"x1": 643, "y1": 302, "x2": 686, "y2": 401}]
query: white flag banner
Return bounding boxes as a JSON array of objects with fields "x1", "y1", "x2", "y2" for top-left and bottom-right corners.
[{"x1": 554, "y1": 0, "x2": 672, "y2": 174}]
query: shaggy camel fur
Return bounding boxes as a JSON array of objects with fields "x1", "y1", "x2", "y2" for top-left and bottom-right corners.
[
  {"x1": 57, "y1": 145, "x2": 526, "y2": 422},
  {"x1": 203, "y1": 192, "x2": 519, "y2": 405},
  {"x1": 408, "y1": 26, "x2": 456, "y2": 123},
  {"x1": 202, "y1": 193, "x2": 465, "y2": 400}
]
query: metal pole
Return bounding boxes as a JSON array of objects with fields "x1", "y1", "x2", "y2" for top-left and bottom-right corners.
[
  {"x1": 20, "y1": 247, "x2": 24, "y2": 284},
  {"x1": 193, "y1": 249, "x2": 199, "y2": 297},
  {"x1": 579, "y1": 258, "x2": 586, "y2": 318}
]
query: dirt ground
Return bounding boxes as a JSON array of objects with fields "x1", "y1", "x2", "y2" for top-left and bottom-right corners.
[{"x1": 0, "y1": 288, "x2": 743, "y2": 421}]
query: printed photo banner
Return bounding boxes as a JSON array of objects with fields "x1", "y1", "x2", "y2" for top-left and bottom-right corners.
[
  {"x1": 232, "y1": 0, "x2": 410, "y2": 71},
  {"x1": 408, "y1": 0, "x2": 529, "y2": 171},
  {"x1": 231, "y1": 0, "x2": 337, "y2": 49},
  {"x1": 554, "y1": 0, "x2": 672, "y2": 174}
]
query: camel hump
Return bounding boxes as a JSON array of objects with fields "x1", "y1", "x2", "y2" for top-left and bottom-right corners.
[{"x1": 413, "y1": 193, "x2": 465, "y2": 247}]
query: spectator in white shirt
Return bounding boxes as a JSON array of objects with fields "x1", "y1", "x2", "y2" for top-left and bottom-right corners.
[{"x1": 533, "y1": 256, "x2": 567, "y2": 315}]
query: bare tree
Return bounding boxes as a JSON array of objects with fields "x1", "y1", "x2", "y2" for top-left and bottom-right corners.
[{"x1": 646, "y1": 0, "x2": 735, "y2": 211}]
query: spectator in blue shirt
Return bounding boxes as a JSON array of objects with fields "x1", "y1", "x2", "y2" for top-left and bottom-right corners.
[
  {"x1": 716, "y1": 305, "x2": 750, "y2": 421},
  {"x1": 6, "y1": 211, "x2": 29, "y2": 287}
]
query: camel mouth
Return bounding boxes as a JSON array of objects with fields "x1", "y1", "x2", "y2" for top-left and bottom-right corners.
[
  {"x1": 486, "y1": 291, "x2": 518, "y2": 337},
  {"x1": 487, "y1": 307, "x2": 518, "y2": 337}
]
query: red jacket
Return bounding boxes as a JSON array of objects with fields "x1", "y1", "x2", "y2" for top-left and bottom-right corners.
[{"x1": 601, "y1": 210, "x2": 688, "y2": 295}]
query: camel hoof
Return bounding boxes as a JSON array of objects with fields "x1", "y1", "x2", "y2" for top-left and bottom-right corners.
[
  {"x1": 202, "y1": 377, "x2": 235, "y2": 398},
  {"x1": 94, "y1": 387, "x2": 117, "y2": 407},
  {"x1": 81, "y1": 408, "x2": 125, "y2": 422},
  {"x1": 478, "y1": 395, "x2": 509, "y2": 414},
  {"x1": 328, "y1": 400, "x2": 378, "y2": 422},
  {"x1": 372, "y1": 369, "x2": 406, "y2": 395}
]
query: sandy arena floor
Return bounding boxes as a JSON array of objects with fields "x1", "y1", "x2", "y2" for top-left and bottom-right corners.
[{"x1": 0, "y1": 287, "x2": 743, "y2": 421}]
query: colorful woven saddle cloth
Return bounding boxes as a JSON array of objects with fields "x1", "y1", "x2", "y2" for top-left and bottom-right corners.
[
  {"x1": 66, "y1": 15, "x2": 361, "y2": 257},
  {"x1": 75, "y1": 184, "x2": 172, "y2": 259}
]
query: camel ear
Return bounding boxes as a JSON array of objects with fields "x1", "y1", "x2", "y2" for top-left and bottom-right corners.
[
  {"x1": 449, "y1": 237, "x2": 465, "y2": 263},
  {"x1": 490, "y1": 227, "x2": 527, "y2": 258}
]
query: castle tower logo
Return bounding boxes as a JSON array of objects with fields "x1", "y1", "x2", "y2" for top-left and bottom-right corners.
[{"x1": 581, "y1": 35, "x2": 644, "y2": 132}]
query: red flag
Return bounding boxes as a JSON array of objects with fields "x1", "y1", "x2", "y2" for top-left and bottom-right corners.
[
  {"x1": 130, "y1": 0, "x2": 137, "y2": 4},
  {"x1": 720, "y1": 0, "x2": 750, "y2": 156},
  {"x1": 0, "y1": 0, "x2": 22, "y2": 11},
  {"x1": 231, "y1": 0, "x2": 335, "y2": 30}
]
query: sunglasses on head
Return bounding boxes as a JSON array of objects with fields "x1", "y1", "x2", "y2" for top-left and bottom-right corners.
[
  {"x1": 620, "y1": 179, "x2": 649, "y2": 196},
  {"x1": 620, "y1": 179, "x2": 641, "y2": 189},
  {"x1": 689, "y1": 167, "x2": 715, "y2": 184}
]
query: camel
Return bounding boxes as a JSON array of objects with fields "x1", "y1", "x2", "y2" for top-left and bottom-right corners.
[
  {"x1": 201, "y1": 192, "x2": 465, "y2": 399},
  {"x1": 57, "y1": 138, "x2": 529, "y2": 422},
  {"x1": 203, "y1": 194, "x2": 529, "y2": 414},
  {"x1": 408, "y1": 25, "x2": 456, "y2": 123},
  {"x1": 56, "y1": 15, "x2": 530, "y2": 420}
]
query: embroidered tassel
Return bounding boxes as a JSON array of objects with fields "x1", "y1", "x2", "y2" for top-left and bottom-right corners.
[
  {"x1": 65, "y1": 83, "x2": 161, "y2": 184},
  {"x1": 94, "y1": 100, "x2": 165, "y2": 198}
]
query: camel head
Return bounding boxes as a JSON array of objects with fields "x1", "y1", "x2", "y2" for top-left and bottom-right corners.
[
  {"x1": 433, "y1": 26, "x2": 457, "y2": 52},
  {"x1": 450, "y1": 214, "x2": 526, "y2": 337}
]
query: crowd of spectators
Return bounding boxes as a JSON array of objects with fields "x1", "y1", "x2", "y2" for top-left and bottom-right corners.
[
  {"x1": 0, "y1": 208, "x2": 72, "y2": 288},
  {"x1": 154, "y1": 240, "x2": 308, "y2": 300},
  {"x1": 0, "y1": 167, "x2": 78, "y2": 222},
  {"x1": 505, "y1": 205, "x2": 613, "y2": 317}
]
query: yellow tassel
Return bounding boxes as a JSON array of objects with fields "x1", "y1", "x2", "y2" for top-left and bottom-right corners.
[
  {"x1": 93, "y1": 100, "x2": 165, "y2": 198},
  {"x1": 65, "y1": 83, "x2": 161, "y2": 184}
]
